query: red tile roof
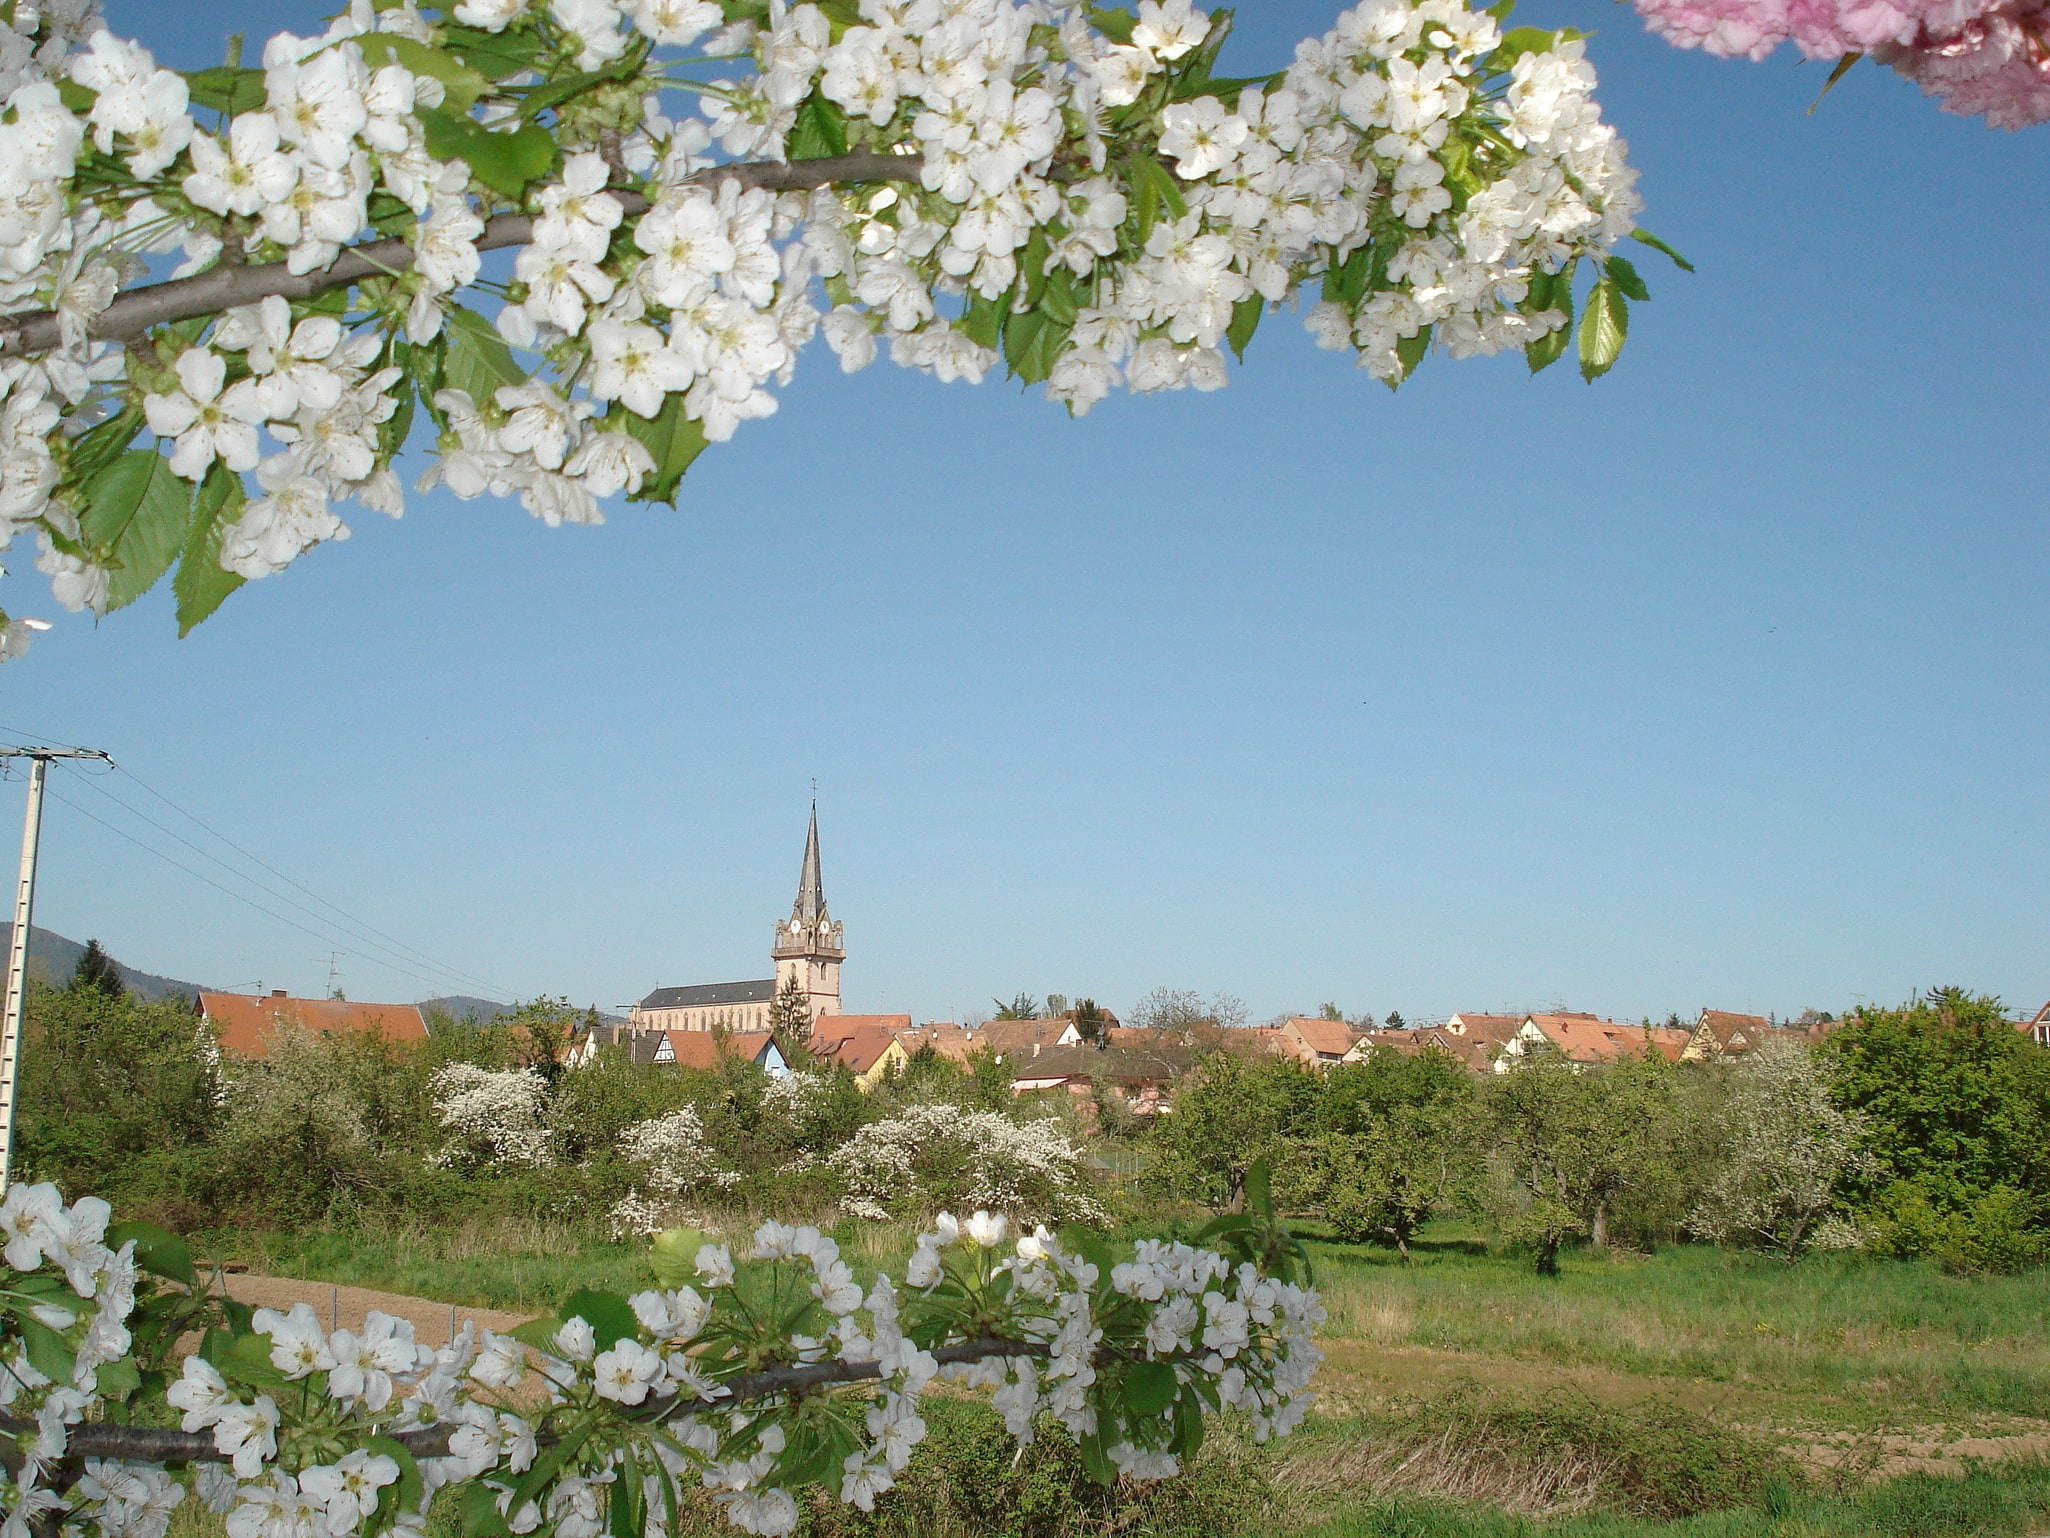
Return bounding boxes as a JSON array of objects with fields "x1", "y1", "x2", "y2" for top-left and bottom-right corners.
[{"x1": 198, "y1": 992, "x2": 428, "y2": 1057}]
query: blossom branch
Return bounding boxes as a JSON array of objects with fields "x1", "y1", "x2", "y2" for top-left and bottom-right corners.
[
  {"x1": 0, "y1": 151, "x2": 917, "y2": 359},
  {"x1": 0, "y1": 1335, "x2": 1045, "y2": 1464}
]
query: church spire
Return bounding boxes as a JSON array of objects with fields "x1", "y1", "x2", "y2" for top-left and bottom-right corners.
[{"x1": 795, "y1": 800, "x2": 824, "y2": 925}]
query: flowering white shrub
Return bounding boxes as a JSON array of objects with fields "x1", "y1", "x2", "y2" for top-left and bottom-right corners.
[
  {"x1": 0, "y1": 1179, "x2": 1323, "y2": 1538},
  {"x1": 607, "y1": 1105, "x2": 740, "y2": 1237},
  {"x1": 0, "y1": 0, "x2": 1663, "y2": 654},
  {"x1": 428, "y1": 1063, "x2": 553, "y2": 1169},
  {"x1": 830, "y1": 1103, "x2": 1105, "y2": 1225}
]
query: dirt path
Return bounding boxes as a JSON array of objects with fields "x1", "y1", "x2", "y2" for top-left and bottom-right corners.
[{"x1": 219, "y1": 1273, "x2": 537, "y2": 1349}]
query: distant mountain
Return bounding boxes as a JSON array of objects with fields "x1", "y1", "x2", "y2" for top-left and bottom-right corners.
[
  {"x1": 421, "y1": 995, "x2": 513, "y2": 1023},
  {"x1": 0, "y1": 925, "x2": 211, "y2": 1004}
]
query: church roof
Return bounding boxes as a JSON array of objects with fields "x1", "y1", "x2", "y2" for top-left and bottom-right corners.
[{"x1": 638, "y1": 979, "x2": 775, "y2": 1010}]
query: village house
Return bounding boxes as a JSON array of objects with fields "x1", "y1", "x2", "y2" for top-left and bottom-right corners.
[
  {"x1": 808, "y1": 1014, "x2": 915, "y2": 1088},
  {"x1": 1497, "y1": 1013, "x2": 1691, "y2": 1071},
  {"x1": 1680, "y1": 1009, "x2": 1773, "y2": 1061},
  {"x1": 1007, "y1": 1037, "x2": 1196, "y2": 1116},
  {"x1": 2023, "y1": 1001, "x2": 2050, "y2": 1048},
  {"x1": 1260, "y1": 1016, "x2": 1368, "y2": 1067},
  {"x1": 197, "y1": 989, "x2": 427, "y2": 1056}
]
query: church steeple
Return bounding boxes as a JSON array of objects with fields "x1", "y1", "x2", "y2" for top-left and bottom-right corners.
[
  {"x1": 773, "y1": 801, "x2": 843, "y2": 1025},
  {"x1": 795, "y1": 801, "x2": 824, "y2": 926}
]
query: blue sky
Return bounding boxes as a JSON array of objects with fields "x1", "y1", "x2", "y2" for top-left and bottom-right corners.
[{"x1": 6, "y1": 0, "x2": 2044, "y2": 1025}]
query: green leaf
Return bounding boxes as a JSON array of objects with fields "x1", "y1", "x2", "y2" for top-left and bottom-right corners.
[
  {"x1": 1087, "y1": 6, "x2": 1138, "y2": 43},
  {"x1": 1485, "y1": 25, "x2": 1580, "y2": 71},
  {"x1": 1577, "y1": 276, "x2": 1627, "y2": 381},
  {"x1": 1002, "y1": 307, "x2": 1071, "y2": 386},
  {"x1": 1629, "y1": 227, "x2": 1695, "y2": 273},
  {"x1": 109, "y1": 1220, "x2": 198, "y2": 1287},
  {"x1": 516, "y1": 60, "x2": 639, "y2": 124},
  {"x1": 619, "y1": 393, "x2": 709, "y2": 506},
  {"x1": 1123, "y1": 1359, "x2": 1178, "y2": 1418},
  {"x1": 650, "y1": 1228, "x2": 706, "y2": 1291},
  {"x1": 1486, "y1": 0, "x2": 1517, "y2": 17},
  {"x1": 959, "y1": 290, "x2": 1005, "y2": 350},
  {"x1": 67, "y1": 404, "x2": 145, "y2": 484},
  {"x1": 1039, "y1": 268, "x2": 1080, "y2": 326},
  {"x1": 1134, "y1": 154, "x2": 1187, "y2": 221},
  {"x1": 1603, "y1": 254, "x2": 1650, "y2": 302},
  {"x1": 787, "y1": 96, "x2": 849, "y2": 161},
  {"x1": 437, "y1": 23, "x2": 547, "y2": 83},
  {"x1": 441, "y1": 307, "x2": 527, "y2": 408},
  {"x1": 508, "y1": 1316, "x2": 565, "y2": 1353},
  {"x1": 17, "y1": 1317, "x2": 74, "y2": 1385},
  {"x1": 366, "y1": 1436, "x2": 424, "y2": 1515},
  {"x1": 560, "y1": 1288, "x2": 639, "y2": 1352},
  {"x1": 418, "y1": 108, "x2": 557, "y2": 200},
  {"x1": 1243, "y1": 1155, "x2": 1274, "y2": 1219},
  {"x1": 184, "y1": 65, "x2": 265, "y2": 116},
  {"x1": 174, "y1": 464, "x2": 246, "y2": 637},
  {"x1": 220, "y1": 1329, "x2": 293, "y2": 1392},
  {"x1": 457, "y1": 1481, "x2": 513, "y2": 1538},
  {"x1": 94, "y1": 1356, "x2": 142, "y2": 1402},
  {"x1": 364, "y1": 37, "x2": 490, "y2": 113},
  {"x1": 1227, "y1": 293, "x2": 1263, "y2": 361},
  {"x1": 1392, "y1": 324, "x2": 1431, "y2": 387},
  {"x1": 78, "y1": 450, "x2": 193, "y2": 612},
  {"x1": 1525, "y1": 321, "x2": 1571, "y2": 374}
]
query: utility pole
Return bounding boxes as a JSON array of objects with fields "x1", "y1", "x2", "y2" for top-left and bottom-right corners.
[{"x1": 0, "y1": 746, "x2": 111, "y2": 1189}]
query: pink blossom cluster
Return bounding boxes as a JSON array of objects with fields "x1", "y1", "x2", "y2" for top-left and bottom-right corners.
[{"x1": 1631, "y1": 0, "x2": 2050, "y2": 126}]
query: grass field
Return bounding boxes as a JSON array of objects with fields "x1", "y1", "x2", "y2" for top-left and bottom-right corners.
[{"x1": 198, "y1": 1215, "x2": 2050, "y2": 1535}]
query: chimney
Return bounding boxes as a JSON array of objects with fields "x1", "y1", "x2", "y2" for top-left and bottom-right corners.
[{"x1": 271, "y1": 989, "x2": 287, "y2": 998}]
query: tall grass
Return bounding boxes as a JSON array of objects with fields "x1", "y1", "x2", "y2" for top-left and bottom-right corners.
[{"x1": 1309, "y1": 1225, "x2": 2050, "y2": 1416}]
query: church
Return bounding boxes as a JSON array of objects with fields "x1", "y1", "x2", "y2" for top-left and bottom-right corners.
[{"x1": 627, "y1": 807, "x2": 844, "y2": 1035}]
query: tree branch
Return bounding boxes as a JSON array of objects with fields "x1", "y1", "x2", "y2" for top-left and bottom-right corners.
[
  {"x1": 0, "y1": 150, "x2": 918, "y2": 360},
  {"x1": 0, "y1": 1335, "x2": 1044, "y2": 1465}
]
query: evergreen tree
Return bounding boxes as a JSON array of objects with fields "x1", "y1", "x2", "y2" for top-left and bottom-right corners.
[
  {"x1": 768, "y1": 975, "x2": 814, "y2": 1064},
  {"x1": 69, "y1": 939, "x2": 125, "y2": 999},
  {"x1": 1073, "y1": 998, "x2": 1108, "y2": 1047}
]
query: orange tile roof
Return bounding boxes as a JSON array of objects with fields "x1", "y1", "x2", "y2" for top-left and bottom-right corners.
[
  {"x1": 1283, "y1": 1017, "x2": 1361, "y2": 1059},
  {"x1": 1443, "y1": 1013, "x2": 1524, "y2": 1044},
  {"x1": 894, "y1": 1024, "x2": 980, "y2": 1065},
  {"x1": 199, "y1": 992, "x2": 428, "y2": 1057},
  {"x1": 810, "y1": 1014, "x2": 911, "y2": 1048},
  {"x1": 1524, "y1": 1014, "x2": 1688, "y2": 1065},
  {"x1": 812, "y1": 1022, "x2": 902, "y2": 1075},
  {"x1": 657, "y1": 1030, "x2": 777, "y2": 1070}
]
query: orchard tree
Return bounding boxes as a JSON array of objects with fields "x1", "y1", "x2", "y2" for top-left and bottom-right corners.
[
  {"x1": 1307, "y1": 1042, "x2": 1475, "y2": 1255},
  {"x1": 1686, "y1": 1035, "x2": 1870, "y2": 1259},
  {"x1": 0, "y1": 0, "x2": 1674, "y2": 654}
]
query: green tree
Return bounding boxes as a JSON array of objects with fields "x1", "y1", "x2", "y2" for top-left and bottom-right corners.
[
  {"x1": 1150, "y1": 1053, "x2": 1323, "y2": 1211},
  {"x1": 1823, "y1": 988, "x2": 2050, "y2": 1267},
  {"x1": 993, "y1": 993, "x2": 1041, "y2": 1020},
  {"x1": 17, "y1": 984, "x2": 216, "y2": 1223},
  {"x1": 501, "y1": 996, "x2": 581, "y2": 1084},
  {"x1": 1073, "y1": 998, "x2": 1109, "y2": 1047},
  {"x1": 767, "y1": 974, "x2": 814, "y2": 1064},
  {"x1": 963, "y1": 1048, "x2": 1016, "y2": 1112},
  {"x1": 1303, "y1": 1046, "x2": 1478, "y2": 1254},
  {"x1": 1477, "y1": 1053, "x2": 1682, "y2": 1273},
  {"x1": 68, "y1": 939, "x2": 125, "y2": 998}
]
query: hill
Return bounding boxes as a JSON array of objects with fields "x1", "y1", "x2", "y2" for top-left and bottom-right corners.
[
  {"x1": 0, "y1": 925, "x2": 212, "y2": 1004},
  {"x1": 421, "y1": 995, "x2": 514, "y2": 1023}
]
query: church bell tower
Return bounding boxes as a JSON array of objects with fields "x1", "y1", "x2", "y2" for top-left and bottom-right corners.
[{"x1": 772, "y1": 803, "x2": 843, "y2": 1027}]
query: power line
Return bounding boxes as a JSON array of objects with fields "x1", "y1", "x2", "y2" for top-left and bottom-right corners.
[
  {"x1": 54, "y1": 764, "x2": 512, "y2": 1000},
  {"x1": 106, "y1": 762, "x2": 515, "y2": 999},
  {"x1": 2, "y1": 724, "x2": 520, "y2": 1002},
  {"x1": 42, "y1": 786, "x2": 487, "y2": 997}
]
